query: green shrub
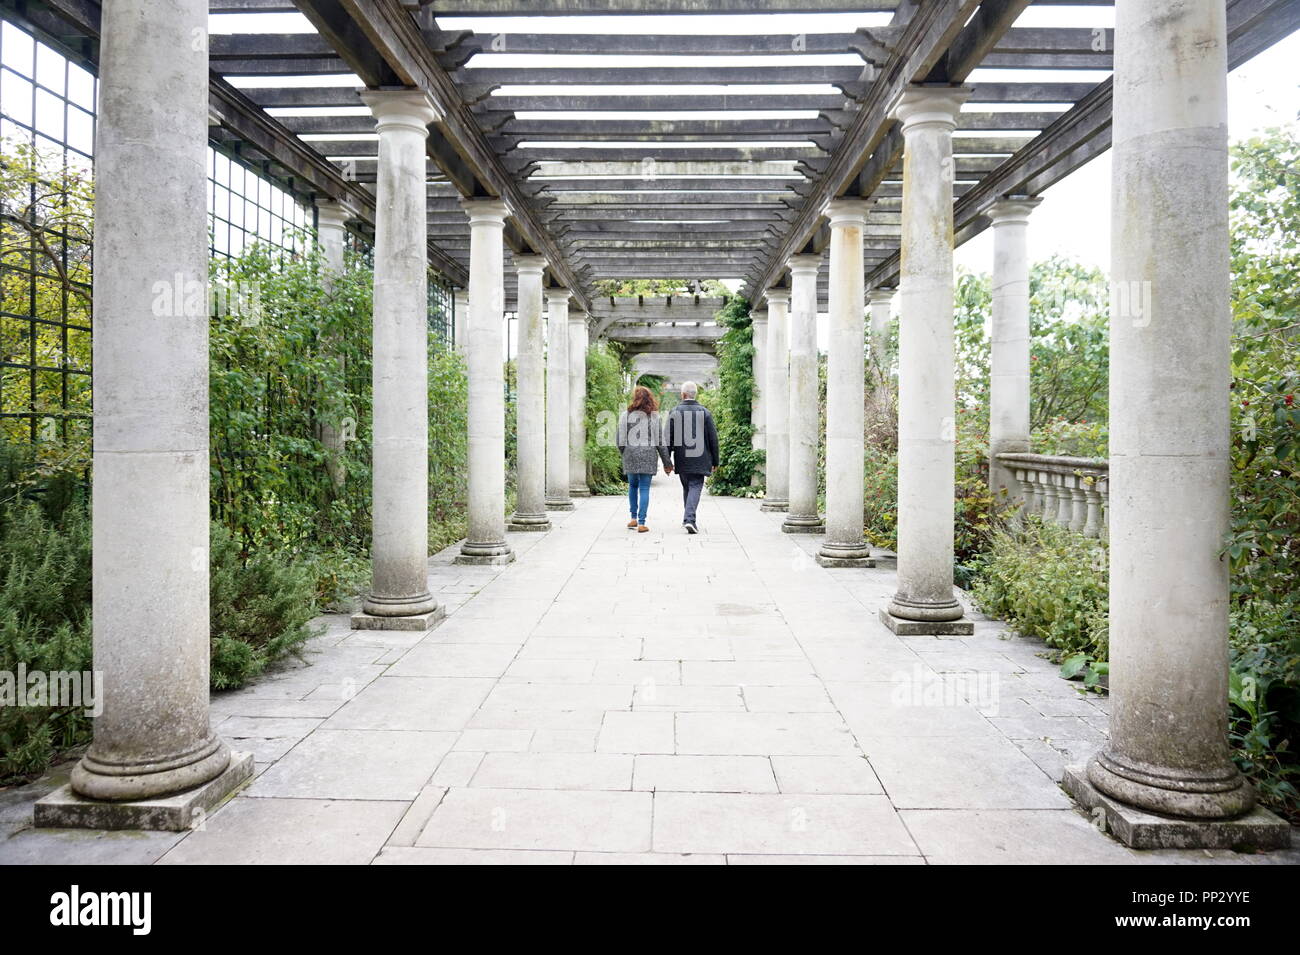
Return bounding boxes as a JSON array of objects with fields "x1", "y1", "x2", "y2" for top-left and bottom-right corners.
[
  {"x1": 209, "y1": 522, "x2": 320, "y2": 690},
  {"x1": 0, "y1": 497, "x2": 93, "y2": 780},
  {"x1": 209, "y1": 241, "x2": 374, "y2": 555},
  {"x1": 585, "y1": 340, "x2": 628, "y2": 494},
  {"x1": 429, "y1": 342, "x2": 469, "y2": 548},
  {"x1": 970, "y1": 519, "x2": 1108, "y2": 662},
  {"x1": 709, "y1": 296, "x2": 764, "y2": 496}
]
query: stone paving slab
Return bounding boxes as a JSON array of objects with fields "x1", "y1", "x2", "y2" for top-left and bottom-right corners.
[{"x1": 2, "y1": 492, "x2": 1295, "y2": 865}]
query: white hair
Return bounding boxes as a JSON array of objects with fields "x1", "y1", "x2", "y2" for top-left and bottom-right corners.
[{"x1": 680, "y1": 380, "x2": 698, "y2": 399}]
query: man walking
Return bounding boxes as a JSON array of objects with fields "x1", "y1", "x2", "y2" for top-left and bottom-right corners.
[{"x1": 663, "y1": 381, "x2": 719, "y2": 533}]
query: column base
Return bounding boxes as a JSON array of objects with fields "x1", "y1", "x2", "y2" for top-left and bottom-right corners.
[
  {"x1": 816, "y1": 542, "x2": 875, "y2": 568},
  {"x1": 1062, "y1": 765, "x2": 1291, "y2": 851},
  {"x1": 760, "y1": 499, "x2": 789, "y2": 513},
  {"x1": 37, "y1": 751, "x2": 253, "y2": 832},
  {"x1": 507, "y1": 512, "x2": 551, "y2": 532},
  {"x1": 70, "y1": 732, "x2": 233, "y2": 801},
  {"x1": 351, "y1": 607, "x2": 443, "y2": 631},
  {"x1": 1084, "y1": 748, "x2": 1258, "y2": 821},
  {"x1": 878, "y1": 606, "x2": 973, "y2": 635},
  {"x1": 570, "y1": 485, "x2": 591, "y2": 498},
  {"x1": 782, "y1": 514, "x2": 824, "y2": 534},
  {"x1": 546, "y1": 498, "x2": 575, "y2": 511},
  {"x1": 454, "y1": 542, "x2": 516, "y2": 566}
]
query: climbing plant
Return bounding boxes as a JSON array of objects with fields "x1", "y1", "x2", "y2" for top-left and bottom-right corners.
[{"x1": 708, "y1": 295, "x2": 763, "y2": 496}]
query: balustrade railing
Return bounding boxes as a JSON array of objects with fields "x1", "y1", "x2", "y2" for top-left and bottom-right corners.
[{"x1": 995, "y1": 453, "x2": 1108, "y2": 538}]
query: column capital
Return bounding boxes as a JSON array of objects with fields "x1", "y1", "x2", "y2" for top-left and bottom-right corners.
[
  {"x1": 461, "y1": 197, "x2": 511, "y2": 226},
  {"x1": 823, "y1": 197, "x2": 873, "y2": 228},
  {"x1": 751, "y1": 308, "x2": 768, "y2": 324},
  {"x1": 763, "y1": 288, "x2": 790, "y2": 307},
  {"x1": 786, "y1": 253, "x2": 821, "y2": 276},
  {"x1": 545, "y1": 287, "x2": 571, "y2": 305},
  {"x1": 868, "y1": 286, "x2": 896, "y2": 306},
  {"x1": 988, "y1": 196, "x2": 1043, "y2": 227},
  {"x1": 359, "y1": 89, "x2": 440, "y2": 134},
  {"x1": 889, "y1": 85, "x2": 971, "y2": 132},
  {"x1": 513, "y1": 254, "x2": 548, "y2": 275},
  {"x1": 315, "y1": 199, "x2": 356, "y2": 232}
]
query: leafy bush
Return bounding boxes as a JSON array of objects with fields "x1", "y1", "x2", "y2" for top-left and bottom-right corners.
[
  {"x1": 584, "y1": 340, "x2": 628, "y2": 494},
  {"x1": 709, "y1": 296, "x2": 764, "y2": 496},
  {"x1": 1032, "y1": 417, "x2": 1109, "y2": 459},
  {"x1": 429, "y1": 342, "x2": 469, "y2": 550},
  {"x1": 0, "y1": 496, "x2": 93, "y2": 780},
  {"x1": 970, "y1": 519, "x2": 1109, "y2": 663},
  {"x1": 209, "y1": 522, "x2": 320, "y2": 690},
  {"x1": 209, "y1": 241, "x2": 374, "y2": 556},
  {"x1": 1222, "y1": 125, "x2": 1300, "y2": 813}
]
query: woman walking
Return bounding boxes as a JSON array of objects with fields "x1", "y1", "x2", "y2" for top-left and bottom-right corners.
[{"x1": 617, "y1": 385, "x2": 672, "y2": 533}]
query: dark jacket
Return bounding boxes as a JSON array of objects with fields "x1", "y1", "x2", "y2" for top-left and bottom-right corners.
[
  {"x1": 616, "y1": 409, "x2": 671, "y2": 476},
  {"x1": 665, "y1": 399, "x2": 719, "y2": 474}
]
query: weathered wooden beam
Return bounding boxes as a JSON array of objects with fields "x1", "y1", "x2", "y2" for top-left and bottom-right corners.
[
  {"x1": 422, "y1": 1, "x2": 900, "y2": 12},
  {"x1": 322, "y1": 0, "x2": 593, "y2": 312},
  {"x1": 745, "y1": 0, "x2": 981, "y2": 297}
]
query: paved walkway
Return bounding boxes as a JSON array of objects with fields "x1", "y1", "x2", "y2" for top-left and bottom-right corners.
[{"x1": 2, "y1": 484, "x2": 1295, "y2": 864}]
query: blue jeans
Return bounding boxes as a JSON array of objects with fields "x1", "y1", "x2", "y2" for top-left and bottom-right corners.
[{"x1": 627, "y1": 472, "x2": 652, "y2": 524}]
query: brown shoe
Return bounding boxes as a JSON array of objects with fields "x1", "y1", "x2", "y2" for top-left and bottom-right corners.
[
  {"x1": 637, "y1": 524, "x2": 649, "y2": 533},
  {"x1": 627, "y1": 519, "x2": 638, "y2": 528}
]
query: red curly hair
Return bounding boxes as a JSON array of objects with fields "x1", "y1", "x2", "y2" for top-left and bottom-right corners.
[{"x1": 627, "y1": 385, "x2": 658, "y2": 415}]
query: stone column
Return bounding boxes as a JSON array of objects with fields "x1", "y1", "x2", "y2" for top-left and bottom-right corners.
[
  {"x1": 988, "y1": 197, "x2": 1042, "y2": 503},
  {"x1": 545, "y1": 288, "x2": 574, "y2": 510},
  {"x1": 818, "y1": 199, "x2": 874, "y2": 568},
  {"x1": 352, "y1": 90, "x2": 442, "y2": 628},
  {"x1": 58, "y1": 0, "x2": 249, "y2": 814},
  {"x1": 316, "y1": 199, "x2": 353, "y2": 491},
  {"x1": 568, "y1": 313, "x2": 590, "y2": 496},
  {"x1": 868, "y1": 286, "x2": 894, "y2": 400},
  {"x1": 1072, "y1": 0, "x2": 1263, "y2": 833},
  {"x1": 750, "y1": 308, "x2": 767, "y2": 485},
  {"x1": 760, "y1": 289, "x2": 790, "y2": 511},
  {"x1": 881, "y1": 86, "x2": 972, "y2": 636},
  {"x1": 457, "y1": 198, "x2": 515, "y2": 565},
  {"x1": 508, "y1": 255, "x2": 551, "y2": 532},
  {"x1": 453, "y1": 287, "x2": 468, "y2": 354},
  {"x1": 783, "y1": 254, "x2": 823, "y2": 533}
]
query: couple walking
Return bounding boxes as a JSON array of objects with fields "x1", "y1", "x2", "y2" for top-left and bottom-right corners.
[{"x1": 616, "y1": 381, "x2": 719, "y2": 534}]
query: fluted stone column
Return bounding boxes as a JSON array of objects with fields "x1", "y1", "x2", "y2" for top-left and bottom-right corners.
[
  {"x1": 457, "y1": 199, "x2": 515, "y2": 565},
  {"x1": 316, "y1": 199, "x2": 353, "y2": 491},
  {"x1": 508, "y1": 255, "x2": 551, "y2": 532},
  {"x1": 881, "y1": 86, "x2": 972, "y2": 636},
  {"x1": 760, "y1": 289, "x2": 790, "y2": 511},
  {"x1": 569, "y1": 314, "x2": 591, "y2": 496},
  {"x1": 750, "y1": 308, "x2": 767, "y2": 485},
  {"x1": 352, "y1": 90, "x2": 442, "y2": 629},
  {"x1": 453, "y1": 287, "x2": 468, "y2": 354},
  {"x1": 49, "y1": 0, "x2": 251, "y2": 820},
  {"x1": 1067, "y1": 0, "x2": 1276, "y2": 842},
  {"x1": 545, "y1": 288, "x2": 574, "y2": 510},
  {"x1": 818, "y1": 199, "x2": 874, "y2": 568},
  {"x1": 868, "y1": 286, "x2": 894, "y2": 400},
  {"x1": 783, "y1": 254, "x2": 823, "y2": 533},
  {"x1": 988, "y1": 197, "x2": 1042, "y2": 503}
]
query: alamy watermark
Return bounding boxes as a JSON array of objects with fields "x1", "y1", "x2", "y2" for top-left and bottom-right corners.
[{"x1": 0, "y1": 665, "x2": 102, "y2": 717}]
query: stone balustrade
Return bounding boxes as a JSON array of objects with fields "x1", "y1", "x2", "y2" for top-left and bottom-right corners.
[{"x1": 995, "y1": 452, "x2": 1108, "y2": 539}]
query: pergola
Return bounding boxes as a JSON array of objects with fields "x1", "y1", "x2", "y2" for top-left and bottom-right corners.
[{"x1": 27, "y1": 0, "x2": 1298, "y2": 850}]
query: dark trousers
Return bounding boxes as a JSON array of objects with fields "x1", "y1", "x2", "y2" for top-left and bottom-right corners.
[{"x1": 679, "y1": 473, "x2": 706, "y2": 525}]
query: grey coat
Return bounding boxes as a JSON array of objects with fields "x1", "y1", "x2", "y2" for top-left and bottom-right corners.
[{"x1": 617, "y1": 410, "x2": 671, "y2": 476}]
